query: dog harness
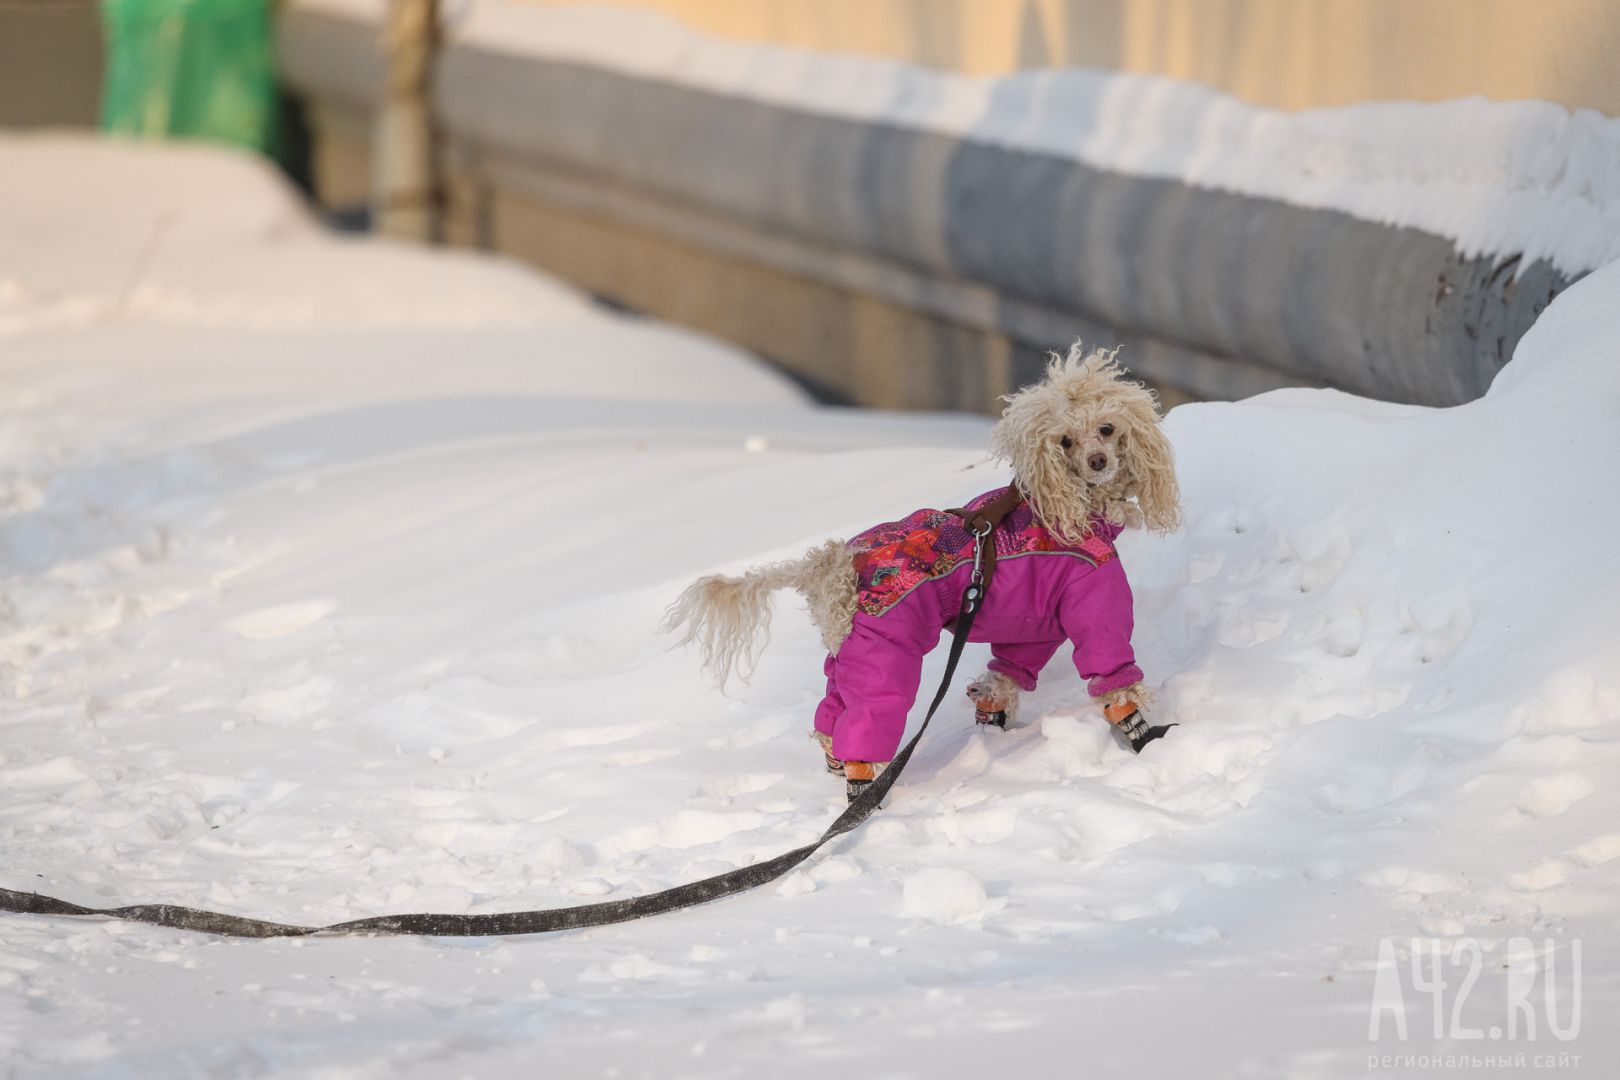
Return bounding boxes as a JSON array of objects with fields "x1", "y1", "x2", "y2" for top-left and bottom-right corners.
[{"x1": 848, "y1": 485, "x2": 1116, "y2": 619}]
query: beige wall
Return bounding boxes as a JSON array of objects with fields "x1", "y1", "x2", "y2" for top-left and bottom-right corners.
[
  {"x1": 517, "y1": 0, "x2": 1620, "y2": 116},
  {"x1": 0, "y1": 0, "x2": 103, "y2": 128}
]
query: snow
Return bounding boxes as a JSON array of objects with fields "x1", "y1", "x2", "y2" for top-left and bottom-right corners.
[
  {"x1": 4, "y1": 133, "x2": 1620, "y2": 1077},
  {"x1": 900, "y1": 868, "x2": 994, "y2": 925},
  {"x1": 305, "y1": 0, "x2": 1620, "y2": 278}
]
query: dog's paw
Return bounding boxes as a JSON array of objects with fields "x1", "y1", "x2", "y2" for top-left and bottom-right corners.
[
  {"x1": 1102, "y1": 682, "x2": 1157, "y2": 712},
  {"x1": 966, "y1": 672, "x2": 1021, "y2": 726},
  {"x1": 966, "y1": 671, "x2": 1020, "y2": 705}
]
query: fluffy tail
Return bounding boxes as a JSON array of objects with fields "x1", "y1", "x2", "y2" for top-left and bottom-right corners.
[{"x1": 661, "y1": 541, "x2": 851, "y2": 688}]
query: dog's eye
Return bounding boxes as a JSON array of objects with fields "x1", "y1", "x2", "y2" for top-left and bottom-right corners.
[
  {"x1": 1099, "y1": 424, "x2": 1115, "y2": 437},
  {"x1": 1059, "y1": 435, "x2": 1073, "y2": 450}
]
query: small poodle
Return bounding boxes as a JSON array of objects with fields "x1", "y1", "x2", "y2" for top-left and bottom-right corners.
[{"x1": 663, "y1": 345, "x2": 1181, "y2": 799}]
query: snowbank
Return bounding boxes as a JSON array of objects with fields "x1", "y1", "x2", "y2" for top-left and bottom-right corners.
[
  {"x1": 1, "y1": 133, "x2": 587, "y2": 334},
  {"x1": 2, "y1": 135, "x2": 1617, "y2": 1078},
  {"x1": 293, "y1": 0, "x2": 1620, "y2": 278}
]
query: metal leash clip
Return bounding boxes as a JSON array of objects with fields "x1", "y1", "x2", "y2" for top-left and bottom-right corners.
[
  {"x1": 962, "y1": 517, "x2": 992, "y2": 614},
  {"x1": 965, "y1": 517, "x2": 1003, "y2": 726}
]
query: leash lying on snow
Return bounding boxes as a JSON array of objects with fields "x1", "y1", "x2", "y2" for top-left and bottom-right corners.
[{"x1": 0, "y1": 518, "x2": 1008, "y2": 940}]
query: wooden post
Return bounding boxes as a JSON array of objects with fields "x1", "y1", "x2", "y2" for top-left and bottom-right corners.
[{"x1": 373, "y1": 0, "x2": 438, "y2": 241}]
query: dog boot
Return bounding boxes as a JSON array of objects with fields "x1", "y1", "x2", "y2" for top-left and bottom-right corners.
[
  {"x1": 843, "y1": 760, "x2": 889, "y2": 802},
  {"x1": 966, "y1": 672, "x2": 1020, "y2": 729},
  {"x1": 813, "y1": 731, "x2": 844, "y2": 776},
  {"x1": 1104, "y1": 699, "x2": 1177, "y2": 754}
]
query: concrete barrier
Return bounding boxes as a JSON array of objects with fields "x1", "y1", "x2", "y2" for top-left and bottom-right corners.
[{"x1": 277, "y1": 5, "x2": 1575, "y2": 410}]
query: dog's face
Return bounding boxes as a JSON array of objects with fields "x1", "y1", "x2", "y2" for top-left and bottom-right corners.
[
  {"x1": 1056, "y1": 403, "x2": 1126, "y2": 488},
  {"x1": 990, "y1": 346, "x2": 1181, "y2": 542}
]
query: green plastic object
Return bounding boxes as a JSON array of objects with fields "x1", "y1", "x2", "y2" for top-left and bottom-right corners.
[{"x1": 100, "y1": 0, "x2": 277, "y2": 153}]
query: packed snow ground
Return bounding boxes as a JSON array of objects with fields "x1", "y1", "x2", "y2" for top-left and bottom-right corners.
[
  {"x1": 3, "y1": 134, "x2": 1619, "y2": 1079},
  {"x1": 301, "y1": 0, "x2": 1620, "y2": 277}
]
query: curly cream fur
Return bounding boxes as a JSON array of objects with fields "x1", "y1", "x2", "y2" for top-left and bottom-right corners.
[
  {"x1": 1102, "y1": 683, "x2": 1157, "y2": 712},
  {"x1": 660, "y1": 539, "x2": 856, "y2": 689},
  {"x1": 990, "y1": 344, "x2": 1181, "y2": 542},
  {"x1": 966, "y1": 671, "x2": 1022, "y2": 724},
  {"x1": 800, "y1": 539, "x2": 860, "y2": 654}
]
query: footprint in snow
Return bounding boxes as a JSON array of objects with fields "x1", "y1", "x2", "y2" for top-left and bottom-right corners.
[
  {"x1": 699, "y1": 772, "x2": 784, "y2": 799},
  {"x1": 1507, "y1": 859, "x2": 1569, "y2": 892},
  {"x1": 609, "y1": 747, "x2": 684, "y2": 767},
  {"x1": 1396, "y1": 599, "x2": 1474, "y2": 665},
  {"x1": 224, "y1": 600, "x2": 334, "y2": 641},
  {"x1": 1511, "y1": 667, "x2": 1616, "y2": 734},
  {"x1": 1281, "y1": 529, "x2": 1353, "y2": 593},
  {"x1": 1568, "y1": 834, "x2": 1620, "y2": 867},
  {"x1": 1515, "y1": 773, "x2": 1594, "y2": 818},
  {"x1": 1213, "y1": 603, "x2": 1290, "y2": 648},
  {"x1": 1358, "y1": 866, "x2": 1458, "y2": 898},
  {"x1": 1312, "y1": 760, "x2": 1430, "y2": 813},
  {"x1": 704, "y1": 712, "x2": 794, "y2": 750},
  {"x1": 595, "y1": 808, "x2": 769, "y2": 859},
  {"x1": 1198, "y1": 505, "x2": 1260, "y2": 539},
  {"x1": 1314, "y1": 606, "x2": 1366, "y2": 658},
  {"x1": 241, "y1": 675, "x2": 337, "y2": 725}
]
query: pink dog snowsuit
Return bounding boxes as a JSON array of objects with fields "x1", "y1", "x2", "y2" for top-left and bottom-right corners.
[{"x1": 813, "y1": 485, "x2": 1144, "y2": 763}]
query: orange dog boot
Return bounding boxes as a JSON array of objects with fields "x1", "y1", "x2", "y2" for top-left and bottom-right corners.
[
  {"x1": 843, "y1": 760, "x2": 888, "y2": 802},
  {"x1": 1105, "y1": 699, "x2": 1176, "y2": 754}
]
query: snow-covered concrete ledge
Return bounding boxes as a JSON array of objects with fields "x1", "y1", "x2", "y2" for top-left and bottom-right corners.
[{"x1": 279, "y1": 0, "x2": 1620, "y2": 406}]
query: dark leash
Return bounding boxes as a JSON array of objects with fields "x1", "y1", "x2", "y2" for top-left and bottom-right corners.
[{"x1": 0, "y1": 522, "x2": 1002, "y2": 940}]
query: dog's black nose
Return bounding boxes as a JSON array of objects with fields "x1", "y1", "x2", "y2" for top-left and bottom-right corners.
[{"x1": 1087, "y1": 452, "x2": 1108, "y2": 472}]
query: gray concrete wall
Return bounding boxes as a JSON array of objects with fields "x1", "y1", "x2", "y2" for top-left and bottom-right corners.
[{"x1": 277, "y1": 6, "x2": 1575, "y2": 410}]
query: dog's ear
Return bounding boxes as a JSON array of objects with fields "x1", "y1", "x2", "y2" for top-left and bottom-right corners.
[
  {"x1": 1119, "y1": 390, "x2": 1182, "y2": 534},
  {"x1": 992, "y1": 353, "x2": 1094, "y2": 543}
]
